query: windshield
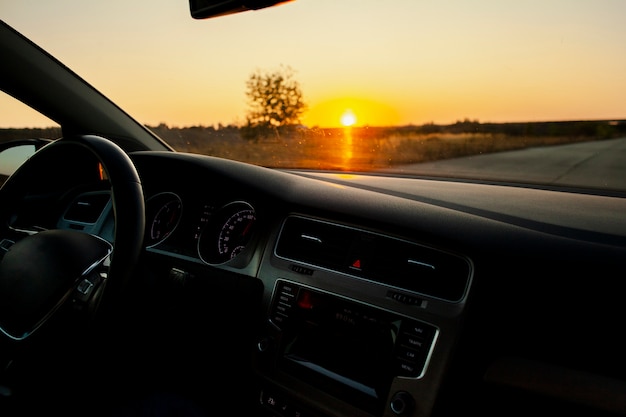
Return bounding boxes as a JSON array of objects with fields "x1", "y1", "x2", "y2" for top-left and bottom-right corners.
[{"x1": 2, "y1": 1, "x2": 626, "y2": 193}]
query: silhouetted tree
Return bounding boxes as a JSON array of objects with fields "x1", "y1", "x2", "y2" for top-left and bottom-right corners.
[{"x1": 242, "y1": 65, "x2": 306, "y2": 141}]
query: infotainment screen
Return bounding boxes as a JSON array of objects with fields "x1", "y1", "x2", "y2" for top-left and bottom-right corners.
[{"x1": 266, "y1": 281, "x2": 437, "y2": 415}]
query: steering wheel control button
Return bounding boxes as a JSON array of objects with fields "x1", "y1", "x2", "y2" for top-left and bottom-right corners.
[
  {"x1": 0, "y1": 229, "x2": 112, "y2": 340},
  {"x1": 72, "y1": 272, "x2": 105, "y2": 310},
  {"x1": 0, "y1": 239, "x2": 13, "y2": 262},
  {"x1": 77, "y1": 279, "x2": 94, "y2": 295},
  {"x1": 0, "y1": 239, "x2": 13, "y2": 252}
]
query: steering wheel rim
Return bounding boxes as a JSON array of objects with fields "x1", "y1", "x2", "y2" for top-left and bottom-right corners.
[{"x1": 0, "y1": 134, "x2": 145, "y2": 341}]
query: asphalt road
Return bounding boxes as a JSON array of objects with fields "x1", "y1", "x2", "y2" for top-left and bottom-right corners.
[{"x1": 388, "y1": 137, "x2": 626, "y2": 192}]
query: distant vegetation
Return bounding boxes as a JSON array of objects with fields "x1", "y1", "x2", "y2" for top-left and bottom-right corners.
[
  {"x1": 241, "y1": 65, "x2": 306, "y2": 142},
  {"x1": 148, "y1": 119, "x2": 626, "y2": 171},
  {"x1": 0, "y1": 127, "x2": 61, "y2": 142},
  {"x1": 2, "y1": 120, "x2": 625, "y2": 172}
]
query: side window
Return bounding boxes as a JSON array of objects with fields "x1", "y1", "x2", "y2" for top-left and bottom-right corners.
[{"x1": 0, "y1": 92, "x2": 61, "y2": 185}]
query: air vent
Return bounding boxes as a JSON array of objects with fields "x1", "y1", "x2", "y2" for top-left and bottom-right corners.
[
  {"x1": 64, "y1": 192, "x2": 111, "y2": 224},
  {"x1": 275, "y1": 215, "x2": 471, "y2": 302}
]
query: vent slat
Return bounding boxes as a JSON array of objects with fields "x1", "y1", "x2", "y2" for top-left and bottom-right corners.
[
  {"x1": 275, "y1": 216, "x2": 471, "y2": 302},
  {"x1": 63, "y1": 192, "x2": 110, "y2": 224}
]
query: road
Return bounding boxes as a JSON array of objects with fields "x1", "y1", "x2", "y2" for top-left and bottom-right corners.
[{"x1": 387, "y1": 137, "x2": 626, "y2": 192}]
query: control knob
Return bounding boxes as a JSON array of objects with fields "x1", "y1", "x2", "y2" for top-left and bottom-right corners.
[
  {"x1": 390, "y1": 391, "x2": 415, "y2": 415},
  {"x1": 257, "y1": 336, "x2": 274, "y2": 353}
]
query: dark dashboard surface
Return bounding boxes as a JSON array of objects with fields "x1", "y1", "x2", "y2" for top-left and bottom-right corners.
[
  {"x1": 120, "y1": 151, "x2": 626, "y2": 417},
  {"x1": 131, "y1": 151, "x2": 626, "y2": 265},
  {"x1": 33, "y1": 149, "x2": 626, "y2": 417}
]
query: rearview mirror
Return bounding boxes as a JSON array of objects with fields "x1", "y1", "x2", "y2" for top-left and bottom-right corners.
[{"x1": 189, "y1": 0, "x2": 293, "y2": 19}]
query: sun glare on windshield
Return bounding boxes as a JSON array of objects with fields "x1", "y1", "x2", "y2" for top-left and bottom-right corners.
[
  {"x1": 2, "y1": 1, "x2": 626, "y2": 190},
  {"x1": 340, "y1": 110, "x2": 357, "y2": 127}
]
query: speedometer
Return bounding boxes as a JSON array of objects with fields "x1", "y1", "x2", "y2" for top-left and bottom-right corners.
[
  {"x1": 217, "y1": 206, "x2": 256, "y2": 259},
  {"x1": 198, "y1": 201, "x2": 257, "y2": 265}
]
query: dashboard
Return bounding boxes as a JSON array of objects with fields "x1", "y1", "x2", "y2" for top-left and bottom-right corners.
[
  {"x1": 127, "y1": 151, "x2": 479, "y2": 417},
  {"x1": 34, "y1": 149, "x2": 626, "y2": 417},
  {"x1": 3, "y1": 13, "x2": 626, "y2": 416}
]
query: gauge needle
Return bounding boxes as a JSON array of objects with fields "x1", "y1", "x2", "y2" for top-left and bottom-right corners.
[
  {"x1": 242, "y1": 220, "x2": 254, "y2": 236},
  {"x1": 169, "y1": 210, "x2": 178, "y2": 225}
]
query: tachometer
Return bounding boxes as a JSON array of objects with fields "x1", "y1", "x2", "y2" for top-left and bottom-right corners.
[
  {"x1": 198, "y1": 201, "x2": 257, "y2": 265},
  {"x1": 145, "y1": 192, "x2": 183, "y2": 247}
]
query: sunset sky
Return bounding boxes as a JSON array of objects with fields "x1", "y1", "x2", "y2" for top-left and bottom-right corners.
[{"x1": 2, "y1": 0, "x2": 626, "y2": 128}]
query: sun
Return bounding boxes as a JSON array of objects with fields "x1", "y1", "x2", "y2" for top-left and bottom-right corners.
[{"x1": 340, "y1": 109, "x2": 357, "y2": 127}]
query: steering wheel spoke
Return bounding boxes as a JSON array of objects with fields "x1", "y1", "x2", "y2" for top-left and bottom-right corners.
[{"x1": 0, "y1": 134, "x2": 144, "y2": 342}]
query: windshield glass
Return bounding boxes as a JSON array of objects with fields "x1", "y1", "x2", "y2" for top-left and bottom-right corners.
[{"x1": 2, "y1": 1, "x2": 626, "y2": 193}]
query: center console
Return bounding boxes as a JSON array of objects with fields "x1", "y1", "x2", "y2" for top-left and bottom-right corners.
[{"x1": 254, "y1": 215, "x2": 472, "y2": 417}]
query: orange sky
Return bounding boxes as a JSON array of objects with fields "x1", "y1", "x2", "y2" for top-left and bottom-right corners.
[{"x1": 2, "y1": 0, "x2": 626, "y2": 129}]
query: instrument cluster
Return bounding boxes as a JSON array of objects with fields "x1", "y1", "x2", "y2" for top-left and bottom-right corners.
[{"x1": 144, "y1": 191, "x2": 258, "y2": 266}]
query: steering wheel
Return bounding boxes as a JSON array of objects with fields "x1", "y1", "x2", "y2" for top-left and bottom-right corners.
[{"x1": 0, "y1": 134, "x2": 144, "y2": 361}]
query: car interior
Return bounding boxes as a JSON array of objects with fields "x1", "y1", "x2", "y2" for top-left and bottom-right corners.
[{"x1": 1, "y1": 1, "x2": 626, "y2": 417}]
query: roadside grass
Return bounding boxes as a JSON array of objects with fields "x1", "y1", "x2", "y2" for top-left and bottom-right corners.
[
  {"x1": 153, "y1": 125, "x2": 620, "y2": 172},
  {"x1": 2, "y1": 122, "x2": 622, "y2": 173}
]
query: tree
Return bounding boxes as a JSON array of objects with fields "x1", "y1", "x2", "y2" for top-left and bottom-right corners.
[{"x1": 243, "y1": 65, "x2": 306, "y2": 140}]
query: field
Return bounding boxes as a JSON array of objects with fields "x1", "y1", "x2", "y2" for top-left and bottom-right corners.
[
  {"x1": 2, "y1": 121, "x2": 625, "y2": 172},
  {"x1": 150, "y1": 120, "x2": 626, "y2": 171}
]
